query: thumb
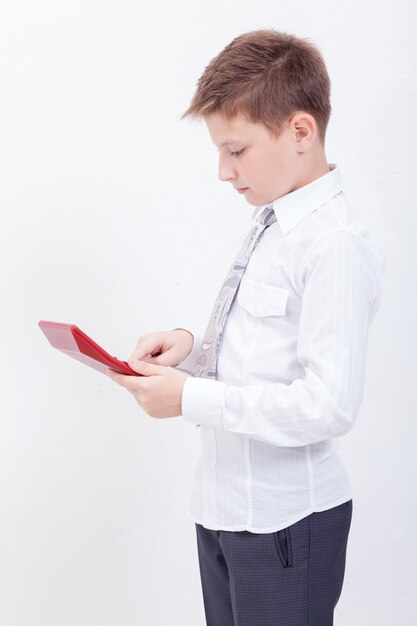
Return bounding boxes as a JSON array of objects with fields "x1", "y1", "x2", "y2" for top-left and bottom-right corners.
[{"x1": 128, "y1": 358, "x2": 164, "y2": 376}]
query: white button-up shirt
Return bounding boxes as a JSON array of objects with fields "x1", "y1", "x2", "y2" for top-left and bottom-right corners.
[{"x1": 176, "y1": 163, "x2": 385, "y2": 533}]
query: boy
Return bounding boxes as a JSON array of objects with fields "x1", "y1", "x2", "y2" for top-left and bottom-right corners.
[{"x1": 108, "y1": 28, "x2": 385, "y2": 626}]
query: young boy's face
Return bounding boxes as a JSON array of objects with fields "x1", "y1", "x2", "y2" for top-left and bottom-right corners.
[{"x1": 204, "y1": 111, "x2": 309, "y2": 207}]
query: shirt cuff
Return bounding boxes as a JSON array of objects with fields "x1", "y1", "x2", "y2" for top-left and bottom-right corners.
[{"x1": 181, "y1": 376, "x2": 227, "y2": 428}]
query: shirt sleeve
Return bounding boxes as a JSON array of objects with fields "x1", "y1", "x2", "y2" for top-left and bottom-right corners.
[{"x1": 180, "y1": 230, "x2": 385, "y2": 446}]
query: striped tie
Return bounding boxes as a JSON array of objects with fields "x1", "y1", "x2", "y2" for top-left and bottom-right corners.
[{"x1": 193, "y1": 205, "x2": 277, "y2": 427}]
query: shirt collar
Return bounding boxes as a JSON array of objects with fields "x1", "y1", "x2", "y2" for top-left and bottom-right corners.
[{"x1": 252, "y1": 163, "x2": 343, "y2": 235}]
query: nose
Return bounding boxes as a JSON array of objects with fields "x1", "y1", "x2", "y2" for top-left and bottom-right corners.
[{"x1": 218, "y1": 154, "x2": 237, "y2": 183}]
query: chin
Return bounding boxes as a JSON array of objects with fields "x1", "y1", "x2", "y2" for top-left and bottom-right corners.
[
  {"x1": 247, "y1": 197, "x2": 268, "y2": 208},
  {"x1": 242, "y1": 192, "x2": 258, "y2": 207}
]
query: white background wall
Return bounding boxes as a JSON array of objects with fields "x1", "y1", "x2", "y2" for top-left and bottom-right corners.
[{"x1": 1, "y1": 1, "x2": 416, "y2": 624}]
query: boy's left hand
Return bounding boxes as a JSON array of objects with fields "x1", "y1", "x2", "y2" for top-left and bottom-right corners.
[{"x1": 107, "y1": 360, "x2": 188, "y2": 419}]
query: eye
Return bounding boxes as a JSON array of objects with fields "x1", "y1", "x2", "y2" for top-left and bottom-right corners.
[{"x1": 230, "y1": 149, "x2": 244, "y2": 157}]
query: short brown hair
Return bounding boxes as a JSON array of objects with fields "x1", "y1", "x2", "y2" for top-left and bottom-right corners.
[{"x1": 180, "y1": 28, "x2": 331, "y2": 146}]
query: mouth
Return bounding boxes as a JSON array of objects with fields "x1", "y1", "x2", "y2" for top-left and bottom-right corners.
[{"x1": 236, "y1": 187, "x2": 249, "y2": 193}]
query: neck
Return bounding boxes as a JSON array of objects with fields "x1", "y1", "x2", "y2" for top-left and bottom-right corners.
[{"x1": 291, "y1": 152, "x2": 331, "y2": 192}]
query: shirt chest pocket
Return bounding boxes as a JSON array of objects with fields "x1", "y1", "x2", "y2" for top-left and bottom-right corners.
[{"x1": 237, "y1": 279, "x2": 290, "y2": 317}]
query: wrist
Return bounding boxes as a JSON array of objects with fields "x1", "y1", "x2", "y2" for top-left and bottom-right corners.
[
  {"x1": 171, "y1": 327, "x2": 194, "y2": 355},
  {"x1": 172, "y1": 327, "x2": 194, "y2": 341}
]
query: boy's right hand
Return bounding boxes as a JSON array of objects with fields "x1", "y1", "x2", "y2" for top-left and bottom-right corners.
[{"x1": 127, "y1": 328, "x2": 194, "y2": 368}]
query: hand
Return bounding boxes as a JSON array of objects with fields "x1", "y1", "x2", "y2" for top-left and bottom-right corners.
[
  {"x1": 107, "y1": 360, "x2": 188, "y2": 419},
  {"x1": 127, "y1": 328, "x2": 194, "y2": 367}
]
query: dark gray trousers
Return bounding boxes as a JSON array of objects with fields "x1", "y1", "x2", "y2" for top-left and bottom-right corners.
[{"x1": 195, "y1": 499, "x2": 353, "y2": 626}]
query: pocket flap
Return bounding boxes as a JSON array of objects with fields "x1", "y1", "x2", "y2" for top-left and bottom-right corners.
[{"x1": 237, "y1": 280, "x2": 289, "y2": 317}]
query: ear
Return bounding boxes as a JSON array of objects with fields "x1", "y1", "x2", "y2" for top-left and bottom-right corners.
[{"x1": 290, "y1": 112, "x2": 316, "y2": 149}]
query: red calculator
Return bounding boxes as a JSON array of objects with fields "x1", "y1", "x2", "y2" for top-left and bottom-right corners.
[{"x1": 38, "y1": 320, "x2": 142, "y2": 377}]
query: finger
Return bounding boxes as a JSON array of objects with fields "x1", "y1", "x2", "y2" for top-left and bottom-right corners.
[
  {"x1": 129, "y1": 338, "x2": 163, "y2": 362},
  {"x1": 128, "y1": 360, "x2": 163, "y2": 377},
  {"x1": 131, "y1": 353, "x2": 156, "y2": 365},
  {"x1": 128, "y1": 347, "x2": 177, "y2": 367},
  {"x1": 107, "y1": 369, "x2": 133, "y2": 388}
]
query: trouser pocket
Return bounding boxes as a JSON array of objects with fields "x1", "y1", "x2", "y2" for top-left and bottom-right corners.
[{"x1": 274, "y1": 527, "x2": 293, "y2": 568}]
